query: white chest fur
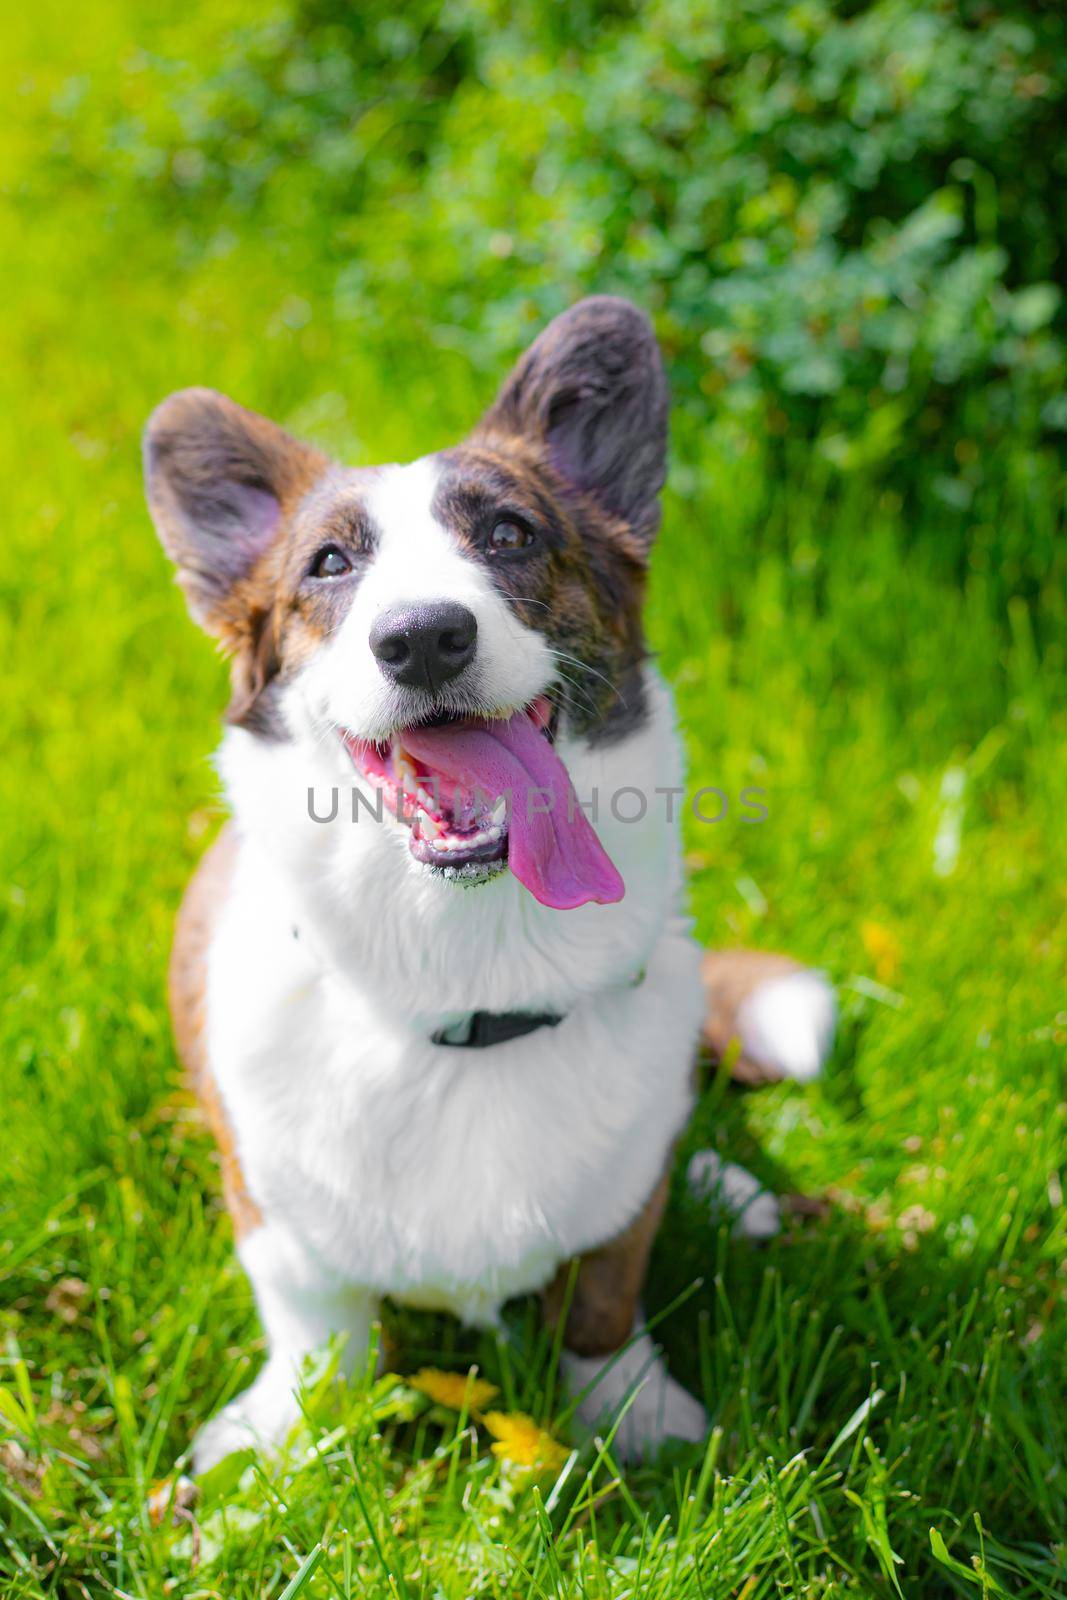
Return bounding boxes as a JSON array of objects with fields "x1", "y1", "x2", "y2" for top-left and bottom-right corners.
[{"x1": 206, "y1": 667, "x2": 705, "y2": 1324}]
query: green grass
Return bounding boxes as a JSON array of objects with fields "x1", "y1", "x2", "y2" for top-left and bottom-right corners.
[{"x1": 1, "y1": 4, "x2": 1065, "y2": 1596}]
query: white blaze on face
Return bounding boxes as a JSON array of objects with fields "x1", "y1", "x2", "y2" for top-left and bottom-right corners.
[{"x1": 296, "y1": 456, "x2": 553, "y2": 743}]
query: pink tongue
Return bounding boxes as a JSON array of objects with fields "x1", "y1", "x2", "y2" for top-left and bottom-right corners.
[{"x1": 402, "y1": 711, "x2": 625, "y2": 910}]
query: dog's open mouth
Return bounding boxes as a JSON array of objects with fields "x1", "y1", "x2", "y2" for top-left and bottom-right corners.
[{"x1": 340, "y1": 695, "x2": 624, "y2": 910}]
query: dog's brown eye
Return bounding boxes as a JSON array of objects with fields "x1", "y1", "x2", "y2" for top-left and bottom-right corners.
[
  {"x1": 488, "y1": 519, "x2": 534, "y2": 553},
  {"x1": 310, "y1": 545, "x2": 351, "y2": 578}
]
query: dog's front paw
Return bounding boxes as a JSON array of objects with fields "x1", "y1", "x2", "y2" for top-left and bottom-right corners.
[
  {"x1": 609, "y1": 1367, "x2": 708, "y2": 1461},
  {"x1": 563, "y1": 1330, "x2": 707, "y2": 1463},
  {"x1": 191, "y1": 1359, "x2": 302, "y2": 1476},
  {"x1": 191, "y1": 1404, "x2": 260, "y2": 1477}
]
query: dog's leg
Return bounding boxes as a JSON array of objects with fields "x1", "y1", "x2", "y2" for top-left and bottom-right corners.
[
  {"x1": 192, "y1": 1226, "x2": 379, "y2": 1475},
  {"x1": 544, "y1": 1175, "x2": 706, "y2": 1461},
  {"x1": 561, "y1": 1325, "x2": 707, "y2": 1462},
  {"x1": 168, "y1": 832, "x2": 379, "y2": 1473},
  {"x1": 701, "y1": 949, "x2": 836, "y2": 1085}
]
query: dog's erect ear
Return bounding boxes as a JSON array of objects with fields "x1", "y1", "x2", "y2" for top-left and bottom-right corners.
[
  {"x1": 143, "y1": 388, "x2": 328, "y2": 634},
  {"x1": 474, "y1": 296, "x2": 669, "y2": 551}
]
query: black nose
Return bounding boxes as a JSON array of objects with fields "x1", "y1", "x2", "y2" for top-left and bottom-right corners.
[{"x1": 369, "y1": 601, "x2": 478, "y2": 692}]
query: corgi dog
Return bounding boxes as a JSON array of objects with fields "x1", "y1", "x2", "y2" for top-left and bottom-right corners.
[{"x1": 144, "y1": 297, "x2": 835, "y2": 1471}]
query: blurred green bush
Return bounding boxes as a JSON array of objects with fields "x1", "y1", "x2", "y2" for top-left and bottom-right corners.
[
  {"x1": 81, "y1": 2, "x2": 1065, "y2": 440},
  {"x1": 40, "y1": 0, "x2": 1065, "y2": 593}
]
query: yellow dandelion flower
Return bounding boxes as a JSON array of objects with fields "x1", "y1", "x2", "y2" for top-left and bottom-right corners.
[
  {"x1": 409, "y1": 1367, "x2": 498, "y2": 1412},
  {"x1": 861, "y1": 920, "x2": 902, "y2": 984},
  {"x1": 482, "y1": 1410, "x2": 569, "y2": 1473}
]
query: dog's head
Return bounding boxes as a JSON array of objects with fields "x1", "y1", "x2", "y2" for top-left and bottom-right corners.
[{"x1": 145, "y1": 297, "x2": 669, "y2": 911}]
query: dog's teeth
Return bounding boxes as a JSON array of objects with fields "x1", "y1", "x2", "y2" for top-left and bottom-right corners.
[
  {"x1": 392, "y1": 742, "x2": 416, "y2": 789},
  {"x1": 418, "y1": 810, "x2": 441, "y2": 840},
  {"x1": 416, "y1": 787, "x2": 437, "y2": 813},
  {"x1": 491, "y1": 797, "x2": 508, "y2": 827}
]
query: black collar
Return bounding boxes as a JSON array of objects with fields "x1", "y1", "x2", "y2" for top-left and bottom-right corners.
[
  {"x1": 430, "y1": 968, "x2": 644, "y2": 1050},
  {"x1": 431, "y1": 1009, "x2": 564, "y2": 1049}
]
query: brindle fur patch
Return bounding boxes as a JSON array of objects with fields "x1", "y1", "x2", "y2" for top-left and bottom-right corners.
[
  {"x1": 433, "y1": 443, "x2": 649, "y2": 744},
  {"x1": 226, "y1": 475, "x2": 384, "y2": 736}
]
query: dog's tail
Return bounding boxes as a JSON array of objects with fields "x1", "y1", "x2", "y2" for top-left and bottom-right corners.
[{"x1": 700, "y1": 950, "x2": 836, "y2": 1086}]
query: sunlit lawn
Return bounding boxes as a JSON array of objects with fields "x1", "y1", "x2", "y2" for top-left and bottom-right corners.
[{"x1": 1, "y1": 5, "x2": 1064, "y2": 1595}]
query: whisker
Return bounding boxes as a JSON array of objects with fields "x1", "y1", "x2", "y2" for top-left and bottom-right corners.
[
  {"x1": 548, "y1": 648, "x2": 628, "y2": 709},
  {"x1": 550, "y1": 668, "x2": 601, "y2": 724}
]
